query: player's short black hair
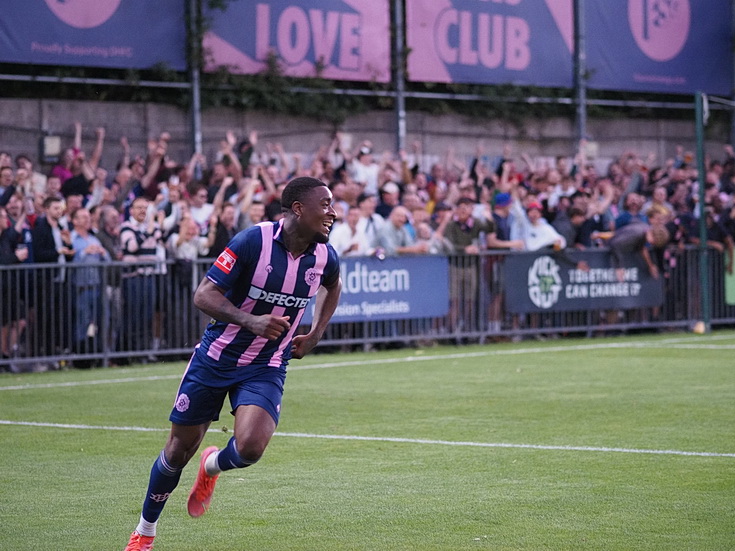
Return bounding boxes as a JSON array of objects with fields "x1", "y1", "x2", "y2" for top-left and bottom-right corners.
[{"x1": 281, "y1": 177, "x2": 327, "y2": 211}]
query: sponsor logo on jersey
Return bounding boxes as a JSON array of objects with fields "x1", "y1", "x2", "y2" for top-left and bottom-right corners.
[{"x1": 247, "y1": 286, "x2": 310, "y2": 308}]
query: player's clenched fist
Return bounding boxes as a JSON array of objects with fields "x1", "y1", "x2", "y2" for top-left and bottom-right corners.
[{"x1": 250, "y1": 315, "x2": 291, "y2": 340}]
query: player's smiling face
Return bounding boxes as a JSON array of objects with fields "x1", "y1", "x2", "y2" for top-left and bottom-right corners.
[{"x1": 299, "y1": 185, "x2": 336, "y2": 244}]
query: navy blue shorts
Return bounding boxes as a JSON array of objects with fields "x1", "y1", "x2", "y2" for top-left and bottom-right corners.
[{"x1": 169, "y1": 351, "x2": 286, "y2": 426}]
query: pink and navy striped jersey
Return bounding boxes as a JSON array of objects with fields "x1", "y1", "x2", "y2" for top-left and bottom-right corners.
[{"x1": 197, "y1": 220, "x2": 340, "y2": 370}]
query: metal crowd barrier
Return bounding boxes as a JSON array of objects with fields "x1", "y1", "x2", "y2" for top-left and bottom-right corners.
[
  {"x1": 0, "y1": 259, "x2": 210, "y2": 371},
  {"x1": 1, "y1": 247, "x2": 733, "y2": 371}
]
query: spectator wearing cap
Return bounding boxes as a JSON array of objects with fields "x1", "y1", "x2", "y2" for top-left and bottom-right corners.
[
  {"x1": 488, "y1": 193, "x2": 524, "y2": 250},
  {"x1": 485, "y1": 192, "x2": 523, "y2": 336},
  {"x1": 376, "y1": 181, "x2": 401, "y2": 218},
  {"x1": 510, "y1": 195, "x2": 566, "y2": 251}
]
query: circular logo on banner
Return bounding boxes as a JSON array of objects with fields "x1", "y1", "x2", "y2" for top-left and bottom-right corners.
[
  {"x1": 44, "y1": 0, "x2": 122, "y2": 29},
  {"x1": 628, "y1": 0, "x2": 690, "y2": 62},
  {"x1": 527, "y1": 256, "x2": 562, "y2": 309}
]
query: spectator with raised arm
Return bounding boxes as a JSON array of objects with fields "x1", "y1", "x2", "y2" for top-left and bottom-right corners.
[
  {"x1": 188, "y1": 183, "x2": 215, "y2": 237},
  {"x1": 349, "y1": 141, "x2": 381, "y2": 196},
  {"x1": 207, "y1": 203, "x2": 238, "y2": 259},
  {"x1": 51, "y1": 121, "x2": 82, "y2": 185},
  {"x1": 119, "y1": 197, "x2": 163, "y2": 356}
]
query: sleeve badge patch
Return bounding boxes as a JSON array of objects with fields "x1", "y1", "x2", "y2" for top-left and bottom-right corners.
[{"x1": 215, "y1": 247, "x2": 238, "y2": 274}]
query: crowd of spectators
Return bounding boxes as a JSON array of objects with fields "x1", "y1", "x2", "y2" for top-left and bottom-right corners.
[{"x1": 1, "y1": 122, "x2": 735, "y2": 367}]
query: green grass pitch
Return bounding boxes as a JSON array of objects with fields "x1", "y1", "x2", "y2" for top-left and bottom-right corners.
[{"x1": 0, "y1": 332, "x2": 733, "y2": 550}]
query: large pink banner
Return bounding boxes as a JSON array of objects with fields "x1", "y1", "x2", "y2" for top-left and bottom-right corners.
[
  {"x1": 406, "y1": 0, "x2": 574, "y2": 87},
  {"x1": 204, "y1": 0, "x2": 390, "y2": 83}
]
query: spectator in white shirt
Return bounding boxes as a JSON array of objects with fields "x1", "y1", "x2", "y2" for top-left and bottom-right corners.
[
  {"x1": 188, "y1": 184, "x2": 214, "y2": 236},
  {"x1": 511, "y1": 199, "x2": 566, "y2": 251},
  {"x1": 329, "y1": 205, "x2": 372, "y2": 257}
]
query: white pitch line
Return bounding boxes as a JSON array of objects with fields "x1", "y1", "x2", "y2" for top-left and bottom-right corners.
[
  {"x1": 275, "y1": 432, "x2": 735, "y2": 458},
  {"x1": 0, "y1": 334, "x2": 732, "y2": 392},
  {"x1": 0, "y1": 419, "x2": 732, "y2": 458},
  {"x1": 0, "y1": 374, "x2": 181, "y2": 391}
]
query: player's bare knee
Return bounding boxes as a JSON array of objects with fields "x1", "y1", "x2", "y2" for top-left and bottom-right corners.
[
  {"x1": 163, "y1": 444, "x2": 196, "y2": 468},
  {"x1": 235, "y1": 439, "x2": 266, "y2": 464},
  {"x1": 164, "y1": 437, "x2": 202, "y2": 467}
]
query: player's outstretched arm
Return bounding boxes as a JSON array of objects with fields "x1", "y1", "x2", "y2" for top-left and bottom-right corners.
[
  {"x1": 291, "y1": 278, "x2": 342, "y2": 359},
  {"x1": 193, "y1": 277, "x2": 290, "y2": 340}
]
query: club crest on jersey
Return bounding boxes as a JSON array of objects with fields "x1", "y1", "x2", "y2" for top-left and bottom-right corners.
[
  {"x1": 215, "y1": 247, "x2": 237, "y2": 274},
  {"x1": 304, "y1": 267, "x2": 318, "y2": 285},
  {"x1": 174, "y1": 393, "x2": 190, "y2": 412}
]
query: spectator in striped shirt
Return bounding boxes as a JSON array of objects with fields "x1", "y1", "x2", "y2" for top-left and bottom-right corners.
[{"x1": 118, "y1": 196, "x2": 163, "y2": 354}]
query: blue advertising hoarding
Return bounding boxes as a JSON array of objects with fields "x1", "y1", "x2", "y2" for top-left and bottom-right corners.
[
  {"x1": 503, "y1": 250, "x2": 664, "y2": 314},
  {"x1": 300, "y1": 255, "x2": 450, "y2": 325},
  {"x1": 585, "y1": 0, "x2": 733, "y2": 95},
  {"x1": 0, "y1": 0, "x2": 187, "y2": 70}
]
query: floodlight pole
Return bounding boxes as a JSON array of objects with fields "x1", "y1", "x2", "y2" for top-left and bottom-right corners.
[
  {"x1": 573, "y1": 0, "x2": 588, "y2": 143},
  {"x1": 393, "y1": 0, "x2": 407, "y2": 153},
  {"x1": 695, "y1": 91, "x2": 711, "y2": 332},
  {"x1": 189, "y1": 0, "x2": 203, "y2": 157},
  {"x1": 732, "y1": 2, "x2": 735, "y2": 147}
]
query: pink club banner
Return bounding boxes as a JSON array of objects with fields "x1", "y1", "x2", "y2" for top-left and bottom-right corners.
[
  {"x1": 204, "y1": 0, "x2": 391, "y2": 83},
  {"x1": 406, "y1": 0, "x2": 574, "y2": 87}
]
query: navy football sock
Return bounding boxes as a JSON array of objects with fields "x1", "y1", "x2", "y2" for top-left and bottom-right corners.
[
  {"x1": 216, "y1": 436, "x2": 256, "y2": 471},
  {"x1": 141, "y1": 450, "x2": 183, "y2": 523}
]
